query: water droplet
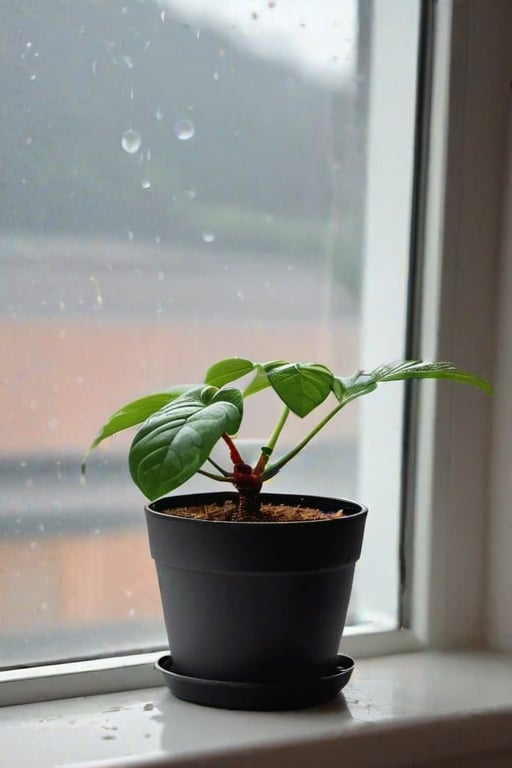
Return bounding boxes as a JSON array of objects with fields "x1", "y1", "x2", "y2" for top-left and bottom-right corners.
[
  {"x1": 92, "y1": 60, "x2": 97, "y2": 76},
  {"x1": 146, "y1": 148, "x2": 151, "y2": 161},
  {"x1": 195, "y1": 29, "x2": 201, "y2": 40},
  {"x1": 123, "y1": 55, "x2": 134, "y2": 69},
  {"x1": 26, "y1": 478, "x2": 34, "y2": 488},
  {"x1": 29, "y1": 73, "x2": 37, "y2": 81},
  {"x1": 124, "y1": 589, "x2": 133, "y2": 598},
  {"x1": 30, "y1": 541, "x2": 39, "y2": 550},
  {"x1": 48, "y1": 418, "x2": 60, "y2": 430},
  {"x1": 157, "y1": 271, "x2": 165, "y2": 282},
  {"x1": 127, "y1": 229, "x2": 135, "y2": 240},
  {"x1": 213, "y1": 72, "x2": 219, "y2": 81},
  {"x1": 128, "y1": 608, "x2": 136, "y2": 618},
  {"x1": 185, "y1": 188, "x2": 196, "y2": 199},
  {"x1": 174, "y1": 119, "x2": 195, "y2": 141},
  {"x1": 236, "y1": 289, "x2": 245, "y2": 302},
  {"x1": 38, "y1": 523, "x2": 45, "y2": 532},
  {"x1": 58, "y1": 300, "x2": 65, "y2": 311},
  {"x1": 40, "y1": 602, "x2": 48, "y2": 611},
  {"x1": 141, "y1": 179, "x2": 151, "y2": 189},
  {"x1": 155, "y1": 106, "x2": 165, "y2": 120},
  {"x1": 160, "y1": 9, "x2": 166, "y2": 22},
  {"x1": 121, "y1": 129, "x2": 141, "y2": 154},
  {"x1": 202, "y1": 231, "x2": 215, "y2": 243},
  {"x1": 129, "y1": 87, "x2": 135, "y2": 101}
]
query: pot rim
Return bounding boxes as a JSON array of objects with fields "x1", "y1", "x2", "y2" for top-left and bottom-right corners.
[{"x1": 145, "y1": 491, "x2": 368, "y2": 526}]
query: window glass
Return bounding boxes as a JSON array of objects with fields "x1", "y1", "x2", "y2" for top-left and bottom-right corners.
[{"x1": 0, "y1": 0, "x2": 419, "y2": 667}]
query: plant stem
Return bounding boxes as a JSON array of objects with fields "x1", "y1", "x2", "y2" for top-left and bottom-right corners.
[
  {"x1": 197, "y1": 469, "x2": 233, "y2": 482},
  {"x1": 207, "y1": 457, "x2": 230, "y2": 476},
  {"x1": 222, "y1": 433, "x2": 245, "y2": 464},
  {"x1": 254, "y1": 406, "x2": 290, "y2": 475},
  {"x1": 262, "y1": 400, "x2": 346, "y2": 479}
]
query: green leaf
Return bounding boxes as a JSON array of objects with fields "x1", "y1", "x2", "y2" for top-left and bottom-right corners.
[
  {"x1": 336, "y1": 371, "x2": 378, "y2": 404},
  {"x1": 368, "y1": 360, "x2": 492, "y2": 394},
  {"x1": 243, "y1": 360, "x2": 289, "y2": 397},
  {"x1": 128, "y1": 386, "x2": 243, "y2": 500},
  {"x1": 331, "y1": 377, "x2": 346, "y2": 402},
  {"x1": 81, "y1": 386, "x2": 193, "y2": 472},
  {"x1": 204, "y1": 358, "x2": 255, "y2": 388},
  {"x1": 267, "y1": 363, "x2": 334, "y2": 417},
  {"x1": 338, "y1": 360, "x2": 492, "y2": 406}
]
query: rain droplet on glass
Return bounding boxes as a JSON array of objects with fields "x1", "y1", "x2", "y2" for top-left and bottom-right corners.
[
  {"x1": 92, "y1": 60, "x2": 97, "y2": 76},
  {"x1": 185, "y1": 188, "x2": 196, "y2": 199},
  {"x1": 123, "y1": 55, "x2": 134, "y2": 69},
  {"x1": 129, "y1": 87, "x2": 135, "y2": 101},
  {"x1": 141, "y1": 179, "x2": 151, "y2": 189},
  {"x1": 30, "y1": 73, "x2": 37, "y2": 81},
  {"x1": 127, "y1": 229, "x2": 135, "y2": 240},
  {"x1": 121, "y1": 129, "x2": 141, "y2": 154},
  {"x1": 155, "y1": 106, "x2": 165, "y2": 120},
  {"x1": 236, "y1": 289, "x2": 245, "y2": 302},
  {"x1": 202, "y1": 231, "x2": 215, "y2": 243},
  {"x1": 174, "y1": 119, "x2": 195, "y2": 141}
]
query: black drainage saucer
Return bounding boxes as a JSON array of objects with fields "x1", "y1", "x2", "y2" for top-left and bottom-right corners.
[{"x1": 155, "y1": 654, "x2": 354, "y2": 711}]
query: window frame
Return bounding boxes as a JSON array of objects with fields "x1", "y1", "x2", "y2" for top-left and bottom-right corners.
[{"x1": 1, "y1": 0, "x2": 510, "y2": 706}]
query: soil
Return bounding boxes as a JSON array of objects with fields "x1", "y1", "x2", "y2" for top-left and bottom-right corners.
[{"x1": 161, "y1": 501, "x2": 345, "y2": 523}]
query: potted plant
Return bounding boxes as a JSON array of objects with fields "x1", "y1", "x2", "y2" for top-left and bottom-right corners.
[{"x1": 83, "y1": 357, "x2": 491, "y2": 710}]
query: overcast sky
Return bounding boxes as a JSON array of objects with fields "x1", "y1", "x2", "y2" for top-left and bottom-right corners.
[{"x1": 160, "y1": 0, "x2": 357, "y2": 87}]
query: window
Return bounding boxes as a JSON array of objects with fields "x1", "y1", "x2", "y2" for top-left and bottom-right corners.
[{"x1": 1, "y1": 0, "x2": 422, "y2": 674}]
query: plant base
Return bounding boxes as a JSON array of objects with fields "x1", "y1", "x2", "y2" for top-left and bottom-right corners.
[{"x1": 155, "y1": 653, "x2": 354, "y2": 710}]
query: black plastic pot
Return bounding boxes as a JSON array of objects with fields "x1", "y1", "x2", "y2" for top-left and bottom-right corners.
[{"x1": 146, "y1": 491, "x2": 367, "y2": 709}]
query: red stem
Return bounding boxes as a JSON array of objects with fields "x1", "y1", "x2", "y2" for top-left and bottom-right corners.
[{"x1": 222, "y1": 433, "x2": 245, "y2": 465}]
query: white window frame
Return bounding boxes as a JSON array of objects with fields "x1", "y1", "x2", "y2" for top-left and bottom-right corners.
[{"x1": 1, "y1": 0, "x2": 511, "y2": 707}]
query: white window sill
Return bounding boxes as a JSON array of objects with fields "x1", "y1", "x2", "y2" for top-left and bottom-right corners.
[{"x1": 2, "y1": 650, "x2": 512, "y2": 768}]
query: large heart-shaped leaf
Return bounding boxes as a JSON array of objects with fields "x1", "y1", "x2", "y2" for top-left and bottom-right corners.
[
  {"x1": 81, "y1": 386, "x2": 193, "y2": 472},
  {"x1": 267, "y1": 363, "x2": 334, "y2": 417},
  {"x1": 129, "y1": 386, "x2": 243, "y2": 500}
]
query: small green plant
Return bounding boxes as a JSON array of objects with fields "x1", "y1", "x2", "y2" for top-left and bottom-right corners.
[{"x1": 83, "y1": 358, "x2": 491, "y2": 520}]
